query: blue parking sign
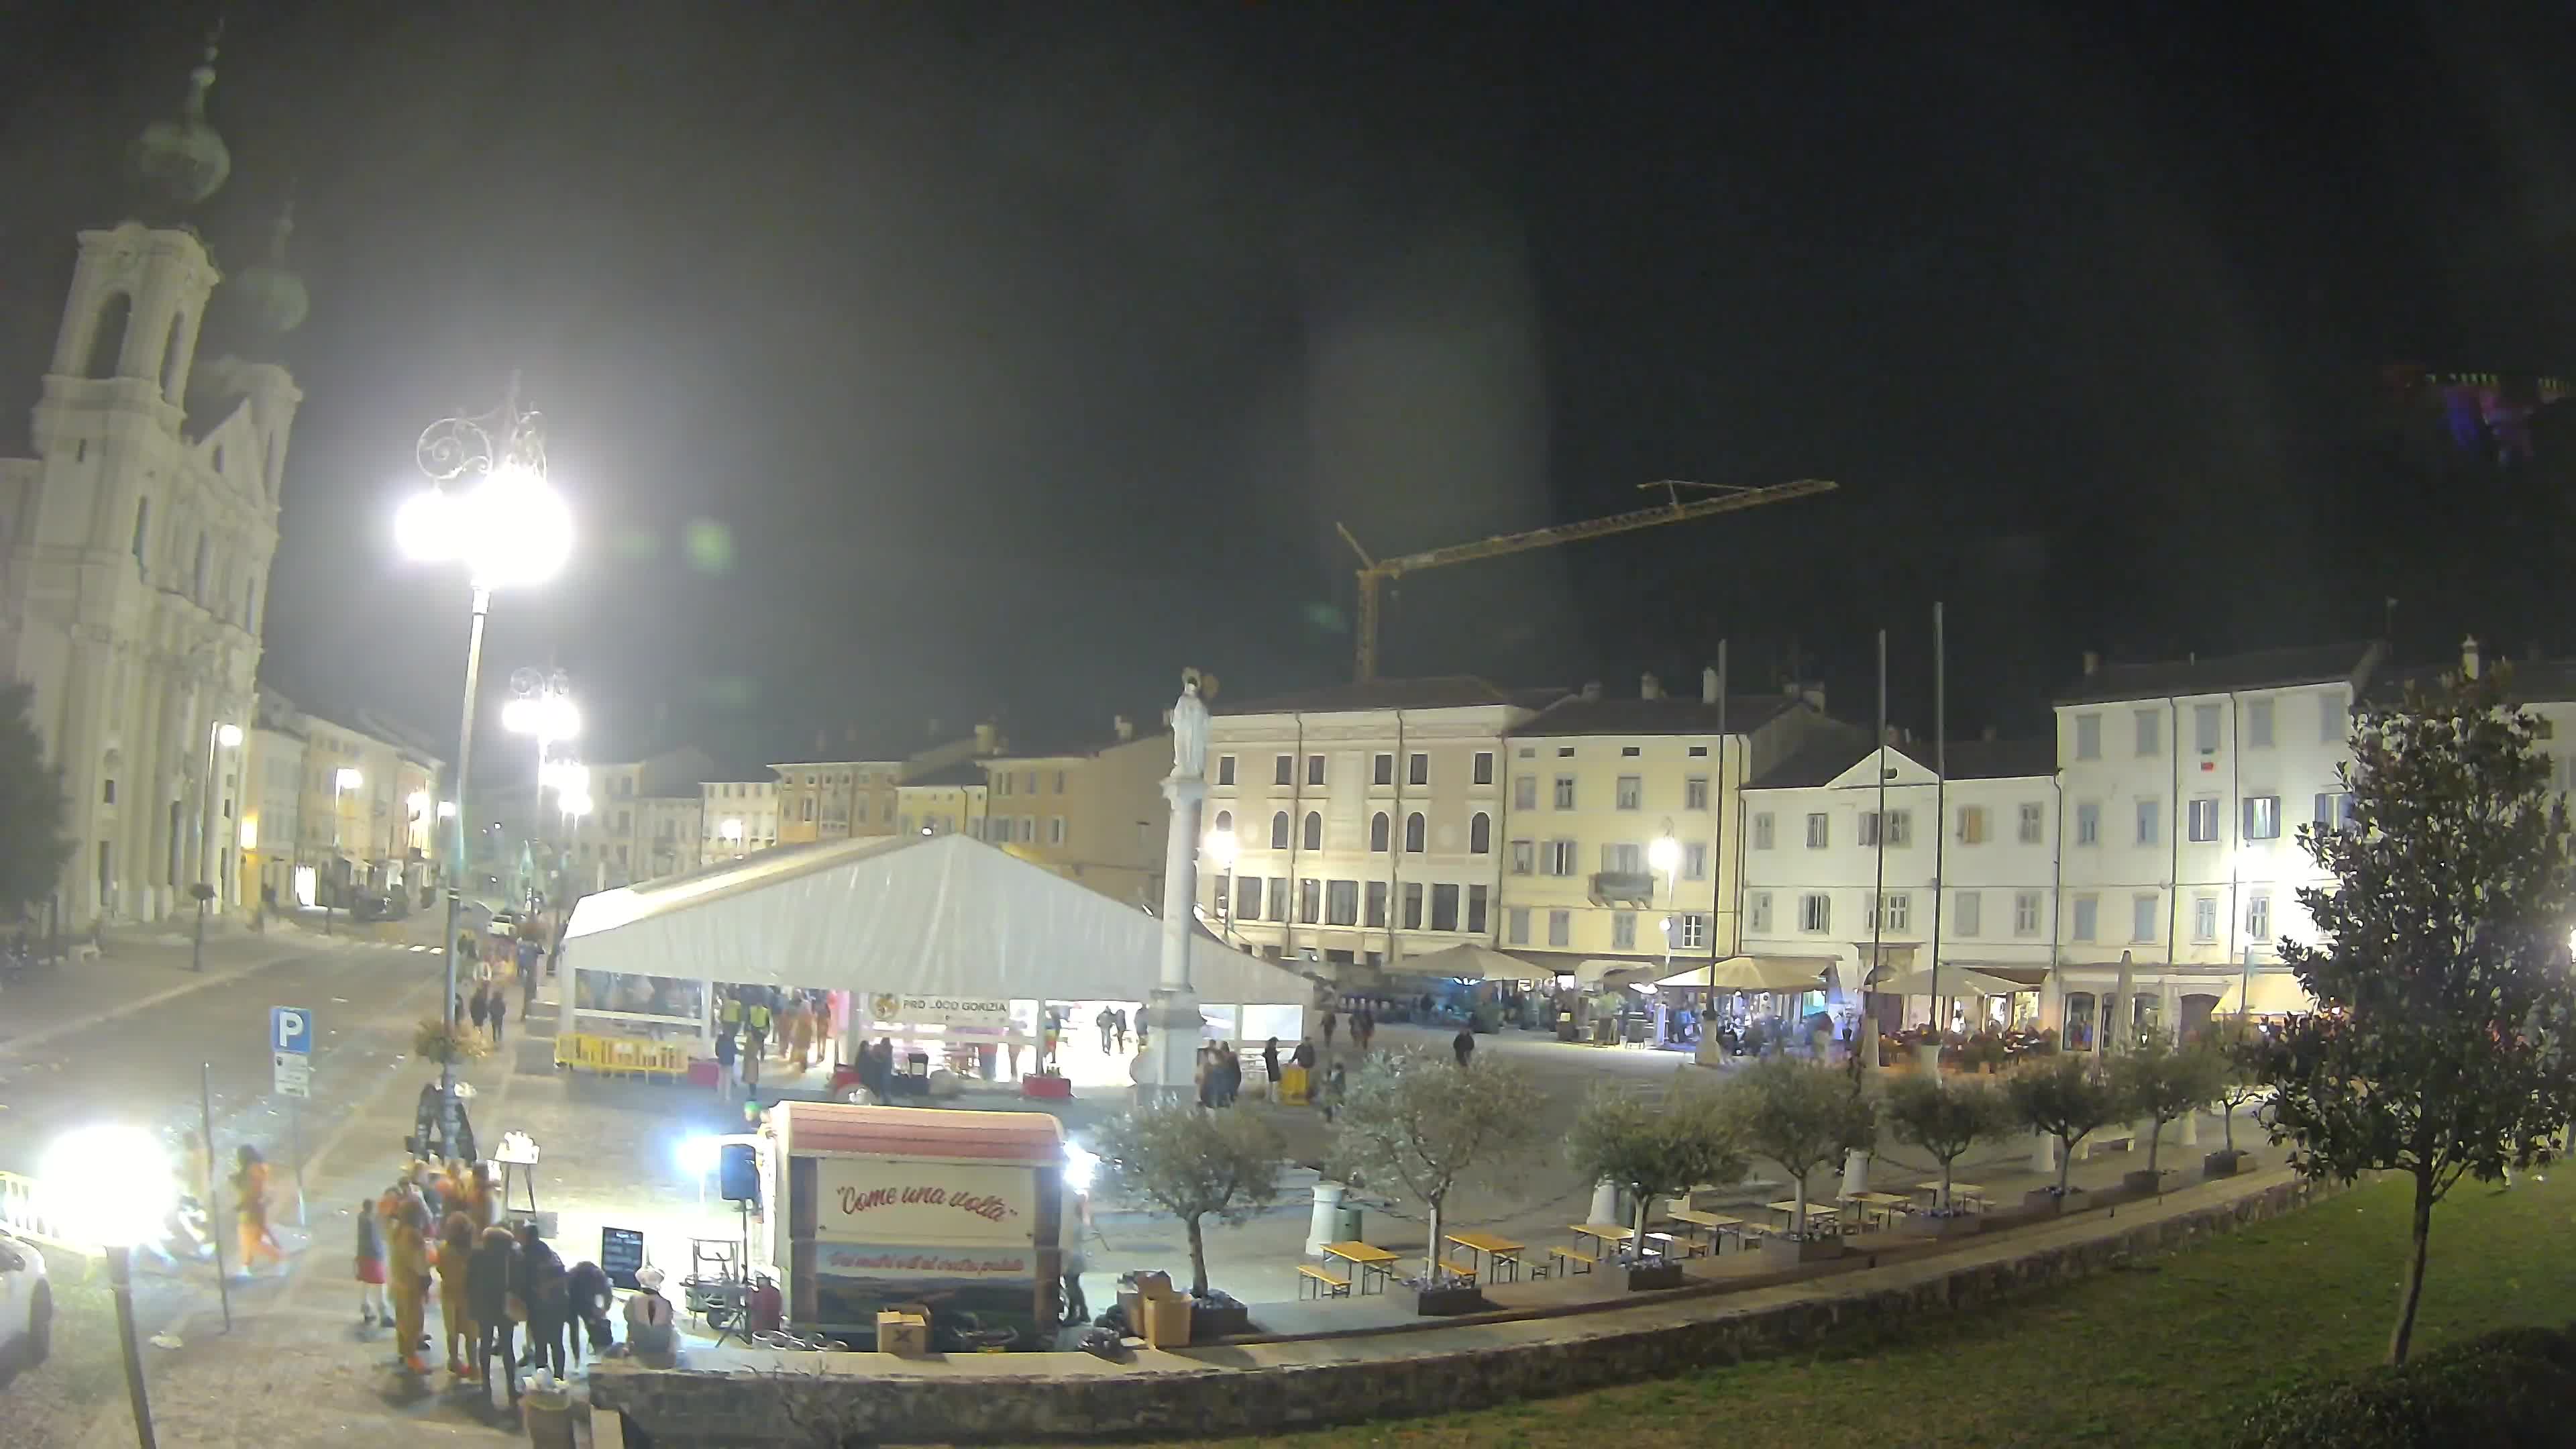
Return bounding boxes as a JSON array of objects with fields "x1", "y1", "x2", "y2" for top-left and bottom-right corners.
[{"x1": 271, "y1": 1006, "x2": 313, "y2": 1055}]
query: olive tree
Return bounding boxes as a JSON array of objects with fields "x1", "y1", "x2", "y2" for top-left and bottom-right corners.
[
  {"x1": 1091, "y1": 1099, "x2": 1285, "y2": 1299},
  {"x1": 2246, "y1": 665, "x2": 2576, "y2": 1364},
  {"x1": 2108, "y1": 1031, "x2": 2224, "y2": 1178},
  {"x1": 1724, "y1": 1055, "x2": 1876, "y2": 1236},
  {"x1": 1879, "y1": 1073, "x2": 2013, "y2": 1210},
  {"x1": 1566, "y1": 1077, "x2": 1746, "y2": 1258},
  {"x1": 2007, "y1": 1055, "x2": 2131, "y2": 1197},
  {"x1": 0, "y1": 684, "x2": 71, "y2": 919},
  {"x1": 1331, "y1": 1045, "x2": 1546, "y2": 1286},
  {"x1": 2203, "y1": 1015, "x2": 2267, "y2": 1156}
]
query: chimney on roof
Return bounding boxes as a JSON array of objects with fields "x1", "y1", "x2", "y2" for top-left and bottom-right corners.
[
  {"x1": 1786, "y1": 680, "x2": 1826, "y2": 712},
  {"x1": 974, "y1": 721, "x2": 997, "y2": 753},
  {"x1": 1113, "y1": 714, "x2": 1135, "y2": 741},
  {"x1": 1884, "y1": 724, "x2": 1903, "y2": 747},
  {"x1": 1581, "y1": 681, "x2": 1602, "y2": 702},
  {"x1": 1640, "y1": 672, "x2": 1662, "y2": 700},
  {"x1": 2082, "y1": 650, "x2": 2101, "y2": 677},
  {"x1": 1702, "y1": 665, "x2": 1719, "y2": 704},
  {"x1": 2463, "y1": 635, "x2": 2482, "y2": 680}
]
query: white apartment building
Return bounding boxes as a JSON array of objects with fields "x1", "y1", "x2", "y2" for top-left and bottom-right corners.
[
  {"x1": 1739, "y1": 735, "x2": 2058, "y2": 1032},
  {"x1": 2051, "y1": 641, "x2": 2381, "y2": 1046},
  {"x1": 700, "y1": 778, "x2": 780, "y2": 859},
  {"x1": 568, "y1": 747, "x2": 714, "y2": 890},
  {"x1": 1203, "y1": 678, "x2": 1561, "y2": 973},
  {"x1": 1497, "y1": 671, "x2": 1841, "y2": 973}
]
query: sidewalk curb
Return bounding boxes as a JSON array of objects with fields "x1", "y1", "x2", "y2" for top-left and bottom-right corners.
[{"x1": 0, "y1": 943, "x2": 310, "y2": 1057}]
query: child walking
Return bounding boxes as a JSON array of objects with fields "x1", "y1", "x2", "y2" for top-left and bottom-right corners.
[{"x1": 354, "y1": 1197, "x2": 389, "y2": 1328}]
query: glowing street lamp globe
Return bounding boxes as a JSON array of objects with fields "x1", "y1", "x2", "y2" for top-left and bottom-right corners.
[
  {"x1": 214, "y1": 722, "x2": 244, "y2": 748},
  {"x1": 396, "y1": 460, "x2": 574, "y2": 590},
  {"x1": 334, "y1": 767, "x2": 363, "y2": 791},
  {"x1": 1648, "y1": 836, "x2": 1681, "y2": 875},
  {"x1": 40, "y1": 1124, "x2": 175, "y2": 1248},
  {"x1": 503, "y1": 693, "x2": 582, "y2": 742},
  {"x1": 1202, "y1": 826, "x2": 1239, "y2": 871}
]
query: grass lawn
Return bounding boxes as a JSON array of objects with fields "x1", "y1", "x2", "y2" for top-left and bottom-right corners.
[{"x1": 1167, "y1": 1172, "x2": 2576, "y2": 1449}]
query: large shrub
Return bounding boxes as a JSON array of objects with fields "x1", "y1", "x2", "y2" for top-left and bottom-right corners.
[{"x1": 2232, "y1": 1322, "x2": 2576, "y2": 1448}]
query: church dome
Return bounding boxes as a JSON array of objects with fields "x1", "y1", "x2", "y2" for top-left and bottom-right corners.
[
  {"x1": 230, "y1": 200, "x2": 309, "y2": 335},
  {"x1": 128, "y1": 38, "x2": 230, "y2": 210}
]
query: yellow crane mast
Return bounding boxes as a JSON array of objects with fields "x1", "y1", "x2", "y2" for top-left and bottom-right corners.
[{"x1": 1335, "y1": 477, "x2": 1839, "y2": 682}]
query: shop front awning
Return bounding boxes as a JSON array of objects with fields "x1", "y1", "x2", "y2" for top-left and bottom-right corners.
[
  {"x1": 1656, "y1": 955, "x2": 1833, "y2": 992},
  {"x1": 1871, "y1": 966, "x2": 2039, "y2": 998},
  {"x1": 2217, "y1": 971, "x2": 2316, "y2": 1016},
  {"x1": 1401, "y1": 943, "x2": 1551, "y2": 983},
  {"x1": 562, "y1": 831, "x2": 1315, "y2": 1006}
]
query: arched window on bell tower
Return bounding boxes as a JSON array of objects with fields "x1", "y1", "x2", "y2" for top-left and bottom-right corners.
[
  {"x1": 87, "y1": 293, "x2": 132, "y2": 378},
  {"x1": 161, "y1": 310, "x2": 191, "y2": 402}
]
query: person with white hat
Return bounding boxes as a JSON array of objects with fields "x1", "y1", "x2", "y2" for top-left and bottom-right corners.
[{"x1": 624, "y1": 1266, "x2": 677, "y2": 1366}]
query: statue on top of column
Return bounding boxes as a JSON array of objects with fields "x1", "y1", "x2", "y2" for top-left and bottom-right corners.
[{"x1": 1171, "y1": 668, "x2": 1210, "y2": 781}]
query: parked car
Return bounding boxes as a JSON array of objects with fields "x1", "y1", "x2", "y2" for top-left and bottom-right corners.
[{"x1": 0, "y1": 1228, "x2": 52, "y2": 1370}]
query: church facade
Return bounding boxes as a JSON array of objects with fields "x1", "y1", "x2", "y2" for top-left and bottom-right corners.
[{"x1": 0, "y1": 40, "x2": 303, "y2": 928}]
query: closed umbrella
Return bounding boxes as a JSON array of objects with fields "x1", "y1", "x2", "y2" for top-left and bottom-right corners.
[{"x1": 2109, "y1": 950, "x2": 2135, "y2": 1054}]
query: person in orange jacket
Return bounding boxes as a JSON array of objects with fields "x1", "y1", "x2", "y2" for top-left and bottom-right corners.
[
  {"x1": 435, "y1": 1211, "x2": 480, "y2": 1377},
  {"x1": 387, "y1": 1195, "x2": 434, "y2": 1375}
]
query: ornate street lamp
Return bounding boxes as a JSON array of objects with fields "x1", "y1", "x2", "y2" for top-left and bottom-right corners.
[{"x1": 397, "y1": 379, "x2": 573, "y2": 1132}]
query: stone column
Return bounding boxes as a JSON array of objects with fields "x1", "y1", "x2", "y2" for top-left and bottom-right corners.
[
  {"x1": 1305, "y1": 1181, "x2": 1347, "y2": 1256},
  {"x1": 1133, "y1": 676, "x2": 1210, "y2": 1104}
]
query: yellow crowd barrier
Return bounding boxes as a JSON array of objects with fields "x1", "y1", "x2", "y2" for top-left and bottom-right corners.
[{"x1": 553, "y1": 1032, "x2": 691, "y2": 1081}]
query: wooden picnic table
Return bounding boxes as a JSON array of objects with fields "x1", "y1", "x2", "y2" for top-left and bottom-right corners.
[
  {"x1": 1570, "y1": 1222, "x2": 1633, "y2": 1249},
  {"x1": 1767, "y1": 1199, "x2": 1839, "y2": 1232},
  {"x1": 1845, "y1": 1191, "x2": 1914, "y2": 1228},
  {"x1": 1666, "y1": 1206, "x2": 1744, "y2": 1252},
  {"x1": 1917, "y1": 1181, "x2": 1988, "y2": 1210},
  {"x1": 1321, "y1": 1240, "x2": 1399, "y2": 1295},
  {"x1": 1444, "y1": 1230, "x2": 1525, "y2": 1283}
]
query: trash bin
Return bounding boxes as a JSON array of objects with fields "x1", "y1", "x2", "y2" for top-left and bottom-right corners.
[
  {"x1": 1331, "y1": 1202, "x2": 1362, "y2": 1242},
  {"x1": 522, "y1": 1382, "x2": 576, "y2": 1449}
]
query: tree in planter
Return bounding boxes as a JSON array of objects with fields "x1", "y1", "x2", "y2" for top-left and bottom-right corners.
[
  {"x1": 2006, "y1": 1055, "x2": 2131, "y2": 1197},
  {"x1": 2203, "y1": 1016, "x2": 2266, "y2": 1157},
  {"x1": 1880, "y1": 1073, "x2": 2012, "y2": 1210},
  {"x1": 1091, "y1": 1099, "x2": 1285, "y2": 1299},
  {"x1": 1723, "y1": 1055, "x2": 1876, "y2": 1236},
  {"x1": 1566, "y1": 1077, "x2": 1746, "y2": 1263},
  {"x1": 2106, "y1": 1030, "x2": 2224, "y2": 1179},
  {"x1": 0, "y1": 684, "x2": 73, "y2": 921},
  {"x1": 1330, "y1": 1045, "x2": 1546, "y2": 1287},
  {"x1": 2245, "y1": 664, "x2": 2576, "y2": 1366}
]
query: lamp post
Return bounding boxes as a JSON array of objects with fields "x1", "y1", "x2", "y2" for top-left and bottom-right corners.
[
  {"x1": 324, "y1": 767, "x2": 361, "y2": 934},
  {"x1": 504, "y1": 669, "x2": 581, "y2": 912},
  {"x1": 42, "y1": 1124, "x2": 176, "y2": 1448},
  {"x1": 719, "y1": 816, "x2": 745, "y2": 859},
  {"x1": 186, "y1": 722, "x2": 244, "y2": 971},
  {"x1": 1649, "y1": 833, "x2": 1680, "y2": 1042},
  {"x1": 1203, "y1": 824, "x2": 1238, "y2": 943},
  {"x1": 398, "y1": 380, "x2": 574, "y2": 1133}
]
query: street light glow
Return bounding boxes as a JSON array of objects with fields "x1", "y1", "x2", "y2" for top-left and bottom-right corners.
[
  {"x1": 559, "y1": 790, "x2": 594, "y2": 819},
  {"x1": 676, "y1": 1134, "x2": 722, "y2": 1175},
  {"x1": 1203, "y1": 826, "x2": 1238, "y2": 869},
  {"x1": 407, "y1": 790, "x2": 432, "y2": 816},
  {"x1": 719, "y1": 817, "x2": 744, "y2": 841},
  {"x1": 437, "y1": 800, "x2": 458, "y2": 818},
  {"x1": 502, "y1": 694, "x2": 582, "y2": 741},
  {"x1": 1648, "y1": 835, "x2": 1681, "y2": 873},
  {"x1": 40, "y1": 1124, "x2": 174, "y2": 1248},
  {"x1": 214, "y1": 722, "x2": 244, "y2": 748},
  {"x1": 396, "y1": 460, "x2": 574, "y2": 590},
  {"x1": 335, "y1": 767, "x2": 363, "y2": 790}
]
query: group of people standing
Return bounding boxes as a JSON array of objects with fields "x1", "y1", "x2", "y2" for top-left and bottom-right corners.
[
  {"x1": 351, "y1": 1156, "x2": 635, "y2": 1410},
  {"x1": 712, "y1": 985, "x2": 834, "y2": 1099},
  {"x1": 454, "y1": 934, "x2": 544, "y2": 1049}
]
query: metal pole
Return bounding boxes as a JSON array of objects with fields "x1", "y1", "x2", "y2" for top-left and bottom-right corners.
[
  {"x1": 1929, "y1": 601, "x2": 1946, "y2": 1032},
  {"x1": 190, "y1": 896, "x2": 205, "y2": 974},
  {"x1": 1707, "y1": 641, "x2": 1724, "y2": 1016},
  {"x1": 439, "y1": 586, "x2": 493, "y2": 1129},
  {"x1": 107, "y1": 1244, "x2": 159, "y2": 1448},
  {"x1": 290, "y1": 1102, "x2": 306, "y2": 1228},
  {"x1": 1869, "y1": 629, "x2": 1887, "y2": 1069},
  {"x1": 199, "y1": 1062, "x2": 230, "y2": 1332}
]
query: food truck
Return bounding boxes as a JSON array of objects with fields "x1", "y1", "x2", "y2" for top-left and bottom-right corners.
[{"x1": 748, "y1": 1100, "x2": 1066, "y2": 1349}]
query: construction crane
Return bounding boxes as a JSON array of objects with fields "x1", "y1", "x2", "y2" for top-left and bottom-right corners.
[{"x1": 1335, "y1": 477, "x2": 1838, "y2": 682}]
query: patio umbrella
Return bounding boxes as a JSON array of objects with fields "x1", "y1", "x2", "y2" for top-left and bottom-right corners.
[{"x1": 2110, "y1": 950, "x2": 2135, "y2": 1053}]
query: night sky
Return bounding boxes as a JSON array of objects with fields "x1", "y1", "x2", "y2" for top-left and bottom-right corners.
[{"x1": 7, "y1": 3, "x2": 2576, "y2": 767}]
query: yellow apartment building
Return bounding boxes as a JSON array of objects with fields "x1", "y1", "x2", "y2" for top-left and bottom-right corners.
[
  {"x1": 976, "y1": 716, "x2": 1171, "y2": 908},
  {"x1": 775, "y1": 727, "x2": 991, "y2": 845},
  {"x1": 1201, "y1": 678, "x2": 1562, "y2": 975},
  {"x1": 1496, "y1": 671, "x2": 1849, "y2": 975}
]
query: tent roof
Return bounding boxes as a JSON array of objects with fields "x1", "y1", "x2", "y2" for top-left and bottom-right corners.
[
  {"x1": 563, "y1": 832, "x2": 1314, "y2": 1005},
  {"x1": 1401, "y1": 943, "x2": 1549, "y2": 981},
  {"x1": 1655, "y1": 955, "x2": 1834, "y2": 991},
  {"x1": 775, "y1": 1102, "x2": 1062, "y2": 1163}
]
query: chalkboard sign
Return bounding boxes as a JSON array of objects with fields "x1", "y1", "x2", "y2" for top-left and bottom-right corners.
[{"x1": 601, "y1": 1226, "x2": 647, "y2": 1291}]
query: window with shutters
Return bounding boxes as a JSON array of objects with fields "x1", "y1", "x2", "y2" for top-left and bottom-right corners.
[
  {"x1": 1805, "y1": 813, "x2": 1829, "y2": 849},
  {"x1": 1615, "y1": 775, "x2": 1642, "y2": 810},
  {"x1": 1753, "y1": 812, "x2": 1775, "y2": 849},
  {"x1": 1611, "y1": 911, "x2": 1636, "y2": 950},
  {"x1": 1547, "y1": 909, "x2": 1570, "y2": 947},
  {"x1": 2075, "y1": 712, "x2": 2101, "y2": 759},
  {"x1": 1748, "y1": 892, "x2": 1772, "y2": 933},
  {"x1": 1514, "y1": 775, "x2": 1537, "y2": 810},
  {"x1": 2245, "y1": 699, "x2": 2274, "y2": 747},
  {"x1": 1953, "y1": 890, "x2": 1982, "y2": 936},
  {"x1": 2247, "y1": 892, "x2": 2271, "y2": 941},
  {"x1": 1553, "y1": 775, "x2": 1575, "y2": 809},
  {"x1": 2192, "y1": 896, "x2": 2218, "y2": 941},
  {"x1": 2072, "y1": 894, "x2": 2097, "y2": 941},
  {"x1": 1509, "y1": 839, "x2": 1534, "y2": 874},
  {"x1": 1682, "y1": 841, "x2": 1707, "y2": 879},
  {"x1": 2187, "y1": 798, "x2": 2218, "y2": 843},
  {"x1": 1685, "y1": 776, "x2": 1709, "y2": 809},
  {"x1": 2018, "y1": 802, "x2": 2044, "y2": 843},
  {"x1": 2243, "y1": 795, "x2": 2280, "y2": 840},
  {"x1": 1506, "y1": 906, "x2": 1530, "y2": 945},
  {"x1": 1956, "y1": 806, "x2": 1987, "y2": 844},
  {"x1": 2132, "y1": 893, "x2": 2159, "y2": 942},
  {"x1": 1799, "y1": 893, "x2": 1831, "y2": 932},
  {"x1": 2015, "y1": 892, "x2": 2041, "y2": 936},
  {"x1": 2076, "y1": 800, "x2": 2100, "y2": 845}
]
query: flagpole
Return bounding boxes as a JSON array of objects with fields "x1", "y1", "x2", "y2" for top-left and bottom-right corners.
[{"x1": 1867, "y1": 629, "x2": 1886, "y2": 1069}]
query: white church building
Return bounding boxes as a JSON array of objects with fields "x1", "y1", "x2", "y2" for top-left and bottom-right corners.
[{"x1": 0, "y1": 38, "x2": 307, "y2": 928}]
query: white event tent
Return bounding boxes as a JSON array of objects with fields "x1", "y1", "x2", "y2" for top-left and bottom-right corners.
[{"x1": 557, "y1": 832, "x2": 1316, "y2": 1055}]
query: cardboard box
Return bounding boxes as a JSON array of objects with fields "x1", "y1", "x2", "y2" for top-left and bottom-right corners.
[
  {"x1": 1132, "y1": 1271, "x2": 1176, "y2": 1300},
  {"x1": 1138, "y1": 1293, "x2": 1194, "y2": 1349},
  {"x1": 876, "y1": 1307, "x2": 930, "y2": 1358}
]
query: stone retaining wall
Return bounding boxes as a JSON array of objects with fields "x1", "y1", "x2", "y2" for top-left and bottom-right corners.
[{"x1": 592, "y1": 1173, "x2": 2327, "y2": 1445}]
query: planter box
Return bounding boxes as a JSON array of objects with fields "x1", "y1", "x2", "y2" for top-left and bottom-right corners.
[
  {"x1": 1406, "y1": 1282, "x2": 1487, "y2": 1317},
  {"x1": 1898, "y1": 1212, "x2": 1982, "y2": 1240},
  {"x1": 1794, "y1": 1236, "x2": 1847, "y2": 1263},
  {"x1": 1189, "y1": 1297, "x2": 1252, "y2": 1342},
  {"x1": 2023, "y1": 1187, "x2": 2087, "y2": 1216},
  {"x1": 1624, "y1": 1261, "x2": 1686, "y2": 1291},
  {"x1": 1019, "y1": 1073, "x2": 1073, "y2": 1101},
  {"x1": 2121, "y1": 1169, "x2": 2166, "y2": 1195},
  {"x1": 2202, "y1": 1148, "x2": 2248, "y2": 1179}
]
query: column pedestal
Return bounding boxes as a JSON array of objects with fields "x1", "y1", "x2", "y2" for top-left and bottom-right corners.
[
  {"x1": 2030, "y1": 1127, "x2": 2058, "y2": 1176},
  {"x1": 1130, "y1": 987, "x2": 1205, "y2": 1103},
  {"x1": 1305, "y1": 1181, "x2": 1348, "y2": 1257}
]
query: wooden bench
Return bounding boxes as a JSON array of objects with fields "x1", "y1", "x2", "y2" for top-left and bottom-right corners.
[
  {"x1": 1429, "y1": 1254, "x2": 1480, "y2": 1283},
  {"x1": 2082, "y1": 1132, "x2": 2136, "y2": 1160},
  {"x1": 1547, "y1": 1244, "x2": 1598, "y2": 1275},
  {"x1": 1296, "y1": 1264, "x2": 1351, "y2": 1299},
  {"x1": 1643, "y1": 1230, "x2": 1703, "y2": 1259}
]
